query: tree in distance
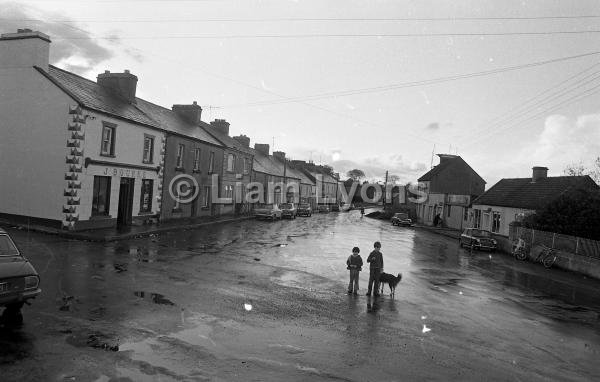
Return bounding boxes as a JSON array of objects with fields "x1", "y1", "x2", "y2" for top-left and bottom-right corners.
[{"x1": 346, "y1": 169, "x2": 365, "y2": 181}]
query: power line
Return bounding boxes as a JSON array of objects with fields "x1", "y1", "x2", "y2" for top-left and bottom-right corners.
[
  {"x1": 50, "y1": 30, "x2": 600, "y2": 40},
  {"x1": 7, "y1": 15, "x2": 600, "y2": 23},
  {"x1": 54, "y1": 20, "x2": 441, "y2": 146},
  {"x1": 461, "y1": 67, "x2": 600, "y2": 141},
  {"x1": 222, "y1": 51, "x2": 600, "y2": 108},
  {"x1": 462, "y1": 82, "x2": 600, "y2": 147},
  {"x1": 457, "y1": 62, "x2": 600, "y2": 147},
  {"x1": 462, "y1": 61, "x2": 600, "y2": 136}
]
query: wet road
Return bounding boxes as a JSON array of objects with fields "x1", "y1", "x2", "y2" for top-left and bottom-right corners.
[{"x1": 1, "y1": 210, "x2": 600, "y2": 381}]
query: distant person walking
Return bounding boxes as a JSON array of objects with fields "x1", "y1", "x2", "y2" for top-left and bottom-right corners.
[
  {"x1": 366, "y1": 241, "x2": 384, "y2": 297},
  {"x1": 346, "y1": 247, "x2": 363, "y2": 294},
  {"x1": 360, "y1": 206, "x2": 365, "y2": 217},
  {"x1": 433, "y1": 213, "x2": 441, "y2": 227}
]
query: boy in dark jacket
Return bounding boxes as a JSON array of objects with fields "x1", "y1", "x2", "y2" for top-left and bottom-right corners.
[
  {"x1": 346, "y1": 247, "x2": 363, "y2": 294},
  {"x1": 366, "y1": 241, "x2": 384, "y2": 296}
]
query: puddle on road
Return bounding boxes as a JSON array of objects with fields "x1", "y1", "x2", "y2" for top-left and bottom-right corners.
[
  {"x1": 66, "y1": 331, "x2": 119, "y2": 351},
  {"x1": 134, "y1": 291, "x2": 175, "y2": 306}
]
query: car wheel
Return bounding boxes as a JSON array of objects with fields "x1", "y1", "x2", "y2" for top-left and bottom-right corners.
[{"x1": 1, "y1": 303, "x2": 24, "y2": 326}]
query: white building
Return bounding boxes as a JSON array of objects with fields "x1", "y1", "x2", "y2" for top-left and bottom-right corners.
[
  {"x1": 0, "y1": 29, "x2": 165, "y2": 230},
  {"x1": 471, "y1": 167, "x2": 599, "y2": 236}
]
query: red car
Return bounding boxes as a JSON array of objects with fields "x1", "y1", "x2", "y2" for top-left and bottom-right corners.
[{"x1": 0, "y1": 228, "x2": 41, "y2": 324}]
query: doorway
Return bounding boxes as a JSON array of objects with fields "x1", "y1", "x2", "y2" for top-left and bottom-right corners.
[{"x1": 117, "y1": 177, "x2": 135, "y2": 226}]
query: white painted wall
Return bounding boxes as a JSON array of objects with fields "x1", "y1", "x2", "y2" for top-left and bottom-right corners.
[
  {"x1": 472, "y1": 204, "x2": 533, "y2": 236},
  {"x1": 78, "y1": 111, "x2": 164, "y2": 221},
  {"x1": 0, "y1": 66, "x2": 73, "y2": 221}
]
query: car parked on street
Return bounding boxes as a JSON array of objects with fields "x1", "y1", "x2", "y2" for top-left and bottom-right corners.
[
  {"x1": 317, "y1": 205, "x2": 330, "y2": 213},
  {"x1": 280, "y1": 203, "x2": 297, "y2": 219},
  {"x1": 297, "y1": 203, "x2": 312, "y2": 217},
  {"x1": 0, "y1": 228, "x2": 41, "y2": 325},
  {"x1": 330, "y1": 204, "x2": 340, "y2": 212},
  {"x1": 391, "y1": 212, "x2": 414, "y2": 227},
  {"x1": 254, "y1": 203, "x2": 282, "y2": 220},
  {"x1": 459, "y1": 228, "x2": 498, "y2": 251}
]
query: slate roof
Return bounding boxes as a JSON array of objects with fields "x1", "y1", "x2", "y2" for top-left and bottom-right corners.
[
  {"x1": 288, "y1": 167, "x2": 314, "y2": 185},
  {"x1": 252, "y1": 153, "x2": 301, "y2": 181},
  {"x1": 307, "y1": 171, "x2": 338, "y2": 184},
  {"x1": 472, "y1": 175, "x2": 599, "y2": 210},
  {"x1": 200, "y1": 123, "x2": 254, "y2": 155},
  {"x1": 38, "y1": 65, "x2": 221, "y2": 146},
  {"x1": 418, "y1": 155, "x2": 485, "y2": 183}
]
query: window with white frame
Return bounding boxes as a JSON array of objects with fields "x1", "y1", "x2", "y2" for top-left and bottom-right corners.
[
  {"x1": 203, "y1": 186, "x2": 210, "y2": 207},
  {"x1": 225, "y1": 185, "x2": 234, "y2": 199},
  {"x1": 193, "y1": 148, "x2": 201, "y2": 171},
  {"x1": 492, "y1": 211, "x2": 501, "y2": 233},
  {"x1": 473, "y1": 209, "x2": 481, "y2": 228},
  {"x1": 243, "y1": 157, "x2": 249, "y2": 174},
  {"x1": 208, "y1": 152, "x2": 215, "y2": 173},
  {"x1": 176, "y1": 144, "x2": 185, "y2": 168},
  {"x1": 101, "y1": 123, "x2": 116, "y2": 156},
  {"x1": 142, "y1": 135, "x2": 154, "y2": 163},
  {"x1": 227, "y1": 153, "x2": 235, "y2": 172}
]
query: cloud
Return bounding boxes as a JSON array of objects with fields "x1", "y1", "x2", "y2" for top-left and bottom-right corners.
[
  {"x1": 426, "y1": 122, "x2": 440, "y2": 130},
  {"x1": 515, "y1": 113, "x2": 600, "y2": 175},
  {"x1": 0, "y1": 2, "x2": 134, "y2": 73}
]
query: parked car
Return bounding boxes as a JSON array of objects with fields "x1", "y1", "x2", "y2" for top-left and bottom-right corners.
[
  {"x1": 297, "y1": 203, "x2": 312, "y2": 217},
  {"x1": 459, "y1": 228, "x2": 498, "y2": 251},
  {"x1": 330, "y1": 204, "x2": 340, "y2": 212},
  {"x1": 280, "y1": 203, "x2": 297, "y2": 219},
  {"x1": 0, "y1": 228, "x2": 41, "y2": 325},
  {"x1": 317, "y1": 205, "x2": 330, "y2": 213},
  {"x1": 254, "y1": 203, "x2": 282, "y2": 220},
  {"x1": 391, "y1": 212, "x2": 414, "y2": 227}
]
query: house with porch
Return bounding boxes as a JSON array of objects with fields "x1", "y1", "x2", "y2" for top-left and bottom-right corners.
[
  {"x1": 471, "y1": 166, "x2": 599, "y2": 236},
  {"x1": 416, "y1": 154, "x2": 485, "y2": 229}
]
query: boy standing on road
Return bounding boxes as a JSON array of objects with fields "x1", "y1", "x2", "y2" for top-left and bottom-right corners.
[
  {"x1": 366, "y1": 241, "x2": 384, "y2": 297},
  {"x1": 346, "y1": 247, "x2": 363, "y2": 294}
]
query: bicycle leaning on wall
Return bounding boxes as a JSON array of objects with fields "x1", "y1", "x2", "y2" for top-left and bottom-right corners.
[{"x1": 512, "y1": 239, "x2": 558, "y2": 269}]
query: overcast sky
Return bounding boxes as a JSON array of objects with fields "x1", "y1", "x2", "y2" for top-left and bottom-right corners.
[{"x1": 3, "y1": 0, "x2": 600, "y2": 186}]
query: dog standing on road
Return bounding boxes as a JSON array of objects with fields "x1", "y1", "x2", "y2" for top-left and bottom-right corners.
[{"x1": 379, "y1": 272, "x2": 402, "y2": 297}]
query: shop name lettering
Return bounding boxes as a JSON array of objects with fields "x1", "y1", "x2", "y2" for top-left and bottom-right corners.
[{"x1": 103, "y1": 167, "x2": 147, "y2": 178}]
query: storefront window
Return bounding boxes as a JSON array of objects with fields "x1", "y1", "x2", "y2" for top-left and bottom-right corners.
[
  {"x1": 139, "y1": 179, "x2": 153, "y2": 213},
  {"x1": 92, "y1": 176, "x2": 111, "y2": 216}
]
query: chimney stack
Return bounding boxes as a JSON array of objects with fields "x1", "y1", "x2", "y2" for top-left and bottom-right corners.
[
  {"x1": 172, "y1": 101, "x2": 202, "y2": 125},
  {"x1": 531, "y1": 166, "x2": 548, "y2": 183},
  {"x1": 254, "y1": 143, "x2": 270, "y2": 156},
  {"x1": 97, "y1": 70, "x2": 138, "y2": 104},
  {"x1": 210, "y1": 119, "x2": 230, "y2": 136},
  {"x1": 273, "y1": 151, "x2": 286, "y2": 162},
  {"x1": 0, "y1": 29, "x2": 51, "y2": 71},
  {"x1": 233, "y1": 135, "x2": 250, "y2": 147}
]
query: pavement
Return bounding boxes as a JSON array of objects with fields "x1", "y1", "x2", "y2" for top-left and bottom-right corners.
[
  {"x1": 1, "y1": 210, "x2": 599, "y2": 381},
  {"x1": 0, "y1": 214, "x2": 254, "y2": 242}
]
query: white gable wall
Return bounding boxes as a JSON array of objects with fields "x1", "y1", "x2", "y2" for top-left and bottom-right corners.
[{"x1": 0, "y1": 66, "x2": 73, "y2": 222}]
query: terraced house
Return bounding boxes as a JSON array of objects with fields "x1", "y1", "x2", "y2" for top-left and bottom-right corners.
[
  {"x1": 251, "y1": 145, "x2": 301, "y2": 204},
  {"x1": 204, "y1": 123, "x2": 254, "y2": 216},
  {"x1": 0, "y1": 29, "x2": 165, "y2": 230},
  {"x1": 140, "y1": 101, "x2": 224, "y2": 221}
]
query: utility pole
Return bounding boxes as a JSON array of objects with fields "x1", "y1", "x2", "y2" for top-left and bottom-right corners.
[{"x1": 384, "y1": 170, "x2": 388, "y2": 205}]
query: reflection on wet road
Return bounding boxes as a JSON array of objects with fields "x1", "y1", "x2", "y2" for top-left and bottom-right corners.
[{"x1": 1, "y1": 210, "x2": 599, "y2": 381}]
